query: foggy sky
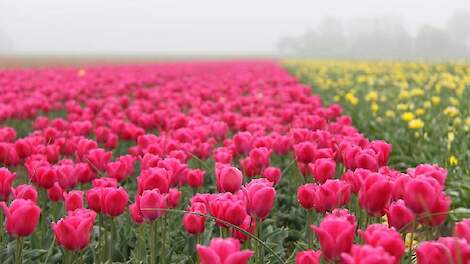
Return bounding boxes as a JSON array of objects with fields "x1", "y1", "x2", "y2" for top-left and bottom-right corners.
[{"x1": 1, "y1": 0, "x2": 469, "y2": 55}]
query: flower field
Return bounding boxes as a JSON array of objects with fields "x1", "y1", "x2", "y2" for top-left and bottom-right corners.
[{"x1": 0, "y1": 61, "x2": 469, "y2": 264}]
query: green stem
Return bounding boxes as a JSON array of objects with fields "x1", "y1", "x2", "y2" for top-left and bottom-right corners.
[
  {"x1": 162, "y1": 217, "x2": 167, "y2": 264},
  {"x1": 306, "y1": 210, "x2": 314, "y2": 248},
  {"x1": 15, "y1": 237, "x2": 23, "y2": 264},
  {"x1": 150, "y1": 220, "x2": 158, "y2": 264},
  {"x1": 255, "y1": 218, "x2": 264, "y2": 264},
  {"x1": 109, "y1": 218, "x2": 115, "y2": 262}
]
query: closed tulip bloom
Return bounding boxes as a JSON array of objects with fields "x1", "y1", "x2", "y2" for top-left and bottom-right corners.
[
  {"x1": 310, "y1": 158, "x2": 336, "y2": 183},
  {"x1": 233, "y1": 132, "x2": 253, "y2": 156},
  {"x1": 436, "y1": 237, "x2": 470, "y2": 264},
  {"x1": 0, "y1": 198, "x2": 41, "y2": 237},
  {"x1": 354, "y1": 149, "x2": 379, "y2": 172},
  {"x1": 106, "y1": 160, "x2": 130, "y2": 182},
  {"x1": 313, "y1": 180, "x2": 350, "y2": 213},
  {"x1": 248, "y1": 147, "x2": 271, "y2": 169},
  {"x1": 86, "y1": 187, "x2": 102, "y2": 213},
  {"x1": 312, "y1": 214, "x2": 355, "y2": 261},
  {"x1": 186, "y1": 169, "x2": 205, "y2": 189},
  {"x1": 386, "y1": 200, "x2": 415, "y2": 231},
  {"x1": 64, "y1": 190, "x2": 84, "y2": 212},
  {"x1": 359, "y1": 224, "x2": 405, "y2": 263},
  {"x1": 296, "y1": 250, "x2": 321, "y2": 264},
  {"x1": 56, "y1": 164, "x2": 78, "y2": 190},
  {"x1": 47, "y1": 182, "x2": 64, "y2": 202},
  {"x1": 101, "y1": 187, "x2": 129, "y2": 217},
  {"x1": 183, "y1": 204, "x2": 207, "y2": 235},
  {"x1": 129, "y1": 203, "x2": 144, "y2": 224},
  {"x1": 0, "y1": 168, "x2": 16, "y2": 201},
  {"x1": 454, "y1": 219, "x2": 470, "y2": 243},
  {"x1": 294, "y1": 142, "x2": 316, "y2": 164},
  {"x1": 262, "y1": 166, "x2": 282, "y2": 185},
  {"x1": 341, "y1": 245, "x2": 396, "y2": 264},
  {"x1": 166, "y1": 188, "x2": 181, "y2": 208},
  {"x1": 370, "y1": 140, "x2": 392, "y2": 167},
  {"x1": 297, "y1": 184, "x2": 316, "y2": 210},
  {"x1": 244, "y1": 178, "x2": 276, "y2": 220},
  {"x1": 209, "y1": 196, "x2": 247, "y2": 227},
  {"x1": 12, "y1": 184, "x2": 38, "y2": 202},
  {"x1": 84, "y1": 148, "x2": 112, "y2": 172},
  {"x1": 231, "y1": 215, "x2": 256, "y2": 242},
  {"x1": 408, "y1": 164, "x2": 447, "y2": 186},
  {"x1": 239, "y1": 157, "x2": 261, "y2": 178},
  {"x1": 34, "y1": 165, "x2": 57, "y2": 189},
  {"x1": 137, "y1": 168, "x2": 170, "y2": 195},
  {"x1": 75, "y1": 163, "x2": 96, "y2": 184},
  {"x1": 404, "y1": 176, "x2": 442, "y2": 215},
  {"x1": 420, "y1": 193, "x2": 451, "y2": 227},
  {"x1": 137, "y1": 188, "x2": 167, "y2": 221},
  {"x1": 215, "y1": 165, "x2": 243, "y2": 193},
  {"x1": 416, "y1": 241, "x2": 453, "y2": 264},
  {"x1": 52, "y1": 208, "x2": 96, "y2": 251},
  {"x1": 358, "y1": 173, "x2": 393, "y2": 217},
  {"x1": 341, "y1": 169, "x2": 370, "y2": 194},
  {"x1": 196, "y1": 238, "x2": 253, "y2": 264}
]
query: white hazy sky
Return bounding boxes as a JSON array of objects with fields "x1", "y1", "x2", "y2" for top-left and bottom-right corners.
[{"x1": 1, "y1": 0, "x2": 469, "y2": 55}]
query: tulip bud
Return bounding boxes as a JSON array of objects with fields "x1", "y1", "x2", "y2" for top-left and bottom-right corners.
[
  {"x1": 215, "y1": 165, "x2": 243, "y2": 193},
  {"x1": 296, "y1": 250, "x2": 321, "y2": 264},
  {"x1": 0, "y1": 199, "x2": 41, "y2": 237},
  {"x1": 64, "y1": 190, "x2": 84, "y2": 212},
  {"x1": 52, "y1": 208, "x2": 96, "y2": 251},
  {"x1": 0, "y1": 168, "x2": 16, "y2": 201},
  {"x1": 196, "y1": 238, "x2": 253, "y2": 264}
]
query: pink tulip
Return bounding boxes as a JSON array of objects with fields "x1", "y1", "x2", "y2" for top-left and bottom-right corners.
[
  {"x1": 312, "y1": 213, "x2": 355, "y2": 261},
  {"x1": 454, "y1": 219, "x2": 470, "y2": 243},
  {"x1": 0, "y1": 198, "x2": 41, "y2": 237},
  {"x1": 52, "y1": 208, "x2": 96, "y2": 251},
  {"x1": 310, "y1": 158, "x2": 336, "y2": 183},
  {"x1": 359, "y1": 224, "x2": 405, "y2": 263},
  {"x1": 196, "y1": 238, "x2": 253, "y2": 264},
  {"x1": 186, "y1": 169, "x2": 205, "y2": 189},
  {"x1": 0, "y1": 168, "x2": 16, "y2": 201},
  {"x1": 64, "y1": 190, "x2": 84, "y2": 212},
  {"x1": 137, "y1": 188, "x2": 167, "y2": 221},
  {"x1": 358, "y1": 173, "x2": 393, "y2": 217},
  {"x1": 215, "y1": 165, "x2": 243, "y2": 193},
  {"x1": 101, "y1": 187, "x2": 129, "y2": 217},
  {"x1": 341, "y1": 245, "x2": 396, "y2": 264},
  {"x1": 312, "y1": 179, "x2": 350, "y2": 213},
  {"x1": 244, "y1": 178, "x2": 276, "y2": 220},
  {"x1": 296, "y1": 250, "x2": 321, "y2": 264},
  {"x1": 262, "y1": 166, "x2": 282, "y2": 184},
  {"x1": 12, "y1": 184, "x2": 38, "y2": 202},
  {"x1": 386, "y1": 199, "x2": 415, "y2": 231}
]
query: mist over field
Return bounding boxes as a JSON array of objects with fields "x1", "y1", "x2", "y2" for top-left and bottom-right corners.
[{"x1": 1, "y1": 0, "x2": 469, "y2": 59}]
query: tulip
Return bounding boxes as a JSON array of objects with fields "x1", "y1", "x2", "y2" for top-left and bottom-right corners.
[
  {"x1": 52, "y1": 208, "x2": 96, "y2": 251},
  {"x1": 34, "y1": 165, "x2": 57, "y2": 189},
  {"x1": 84, "y1": 148, "x2": 112, "y2": 172},
  {"x1": 454, "y1": 219, "x2": 470, "y2": 243},
  {"x1": 403, "y1": 176, "x2": 441, "y2": 214},
  {"x1": 47, "y1": 182, "x2": 64, "y2": 202},
  {"x1": 341, "y1": 245, "x2": 396, "y2": 264},
  {"x1": 75, "y1": 163, "x2": 96, "y2": 184},
  {"x1": 248, "y1": 147, "x2": 271, "y2": 169},
  {"x1": 262, "y1": 166, "x2": 282, "y2": 185},
  {"x1": 312, "y1": 179, "x2": 350, "y2": 213},
  {"x1": 233, "y1": 132, "x2": 253, "y2": 155},
  {"x1": 436, "y1": 237, "x2": 470, "y2": 264},
  {"x1": 297, "y1": 184, "x2": 316, "y2": 210},
  {"x1": 358, "y1": 173, "x2": 393, "y2": 217},
  {"x1": 186, "y1": 169, "x2": 205, "y2": 189},
  {"x1": 244, "y1": 178, "x2": 276, "y2": 220},
  {"x1": 183, "y1": 203, "x2": 207, "y2": 235},
  {"x1": 359, "y1": 224, "x2": 405, "y2": 263},
  {"x1": 0, "y1": 168, "x2": 16, "y2": 201},
  {"x1": 208, "y1": 195, "x2": 247, "y2": 227},
  {"x1": 166, "y1": 188, "x2": 181, "y2": 208},
  {"x1": 408, "y1": 164, "x2": 447, "y2": 186},
  {"x1": 101, "y1": 187, "x2": 129, "y2": 218},
  {"x1": 196, "y1": 237, "x2": 253, "y2": 264},
  {"x1": 310, "y1": 158, "x2": 336, "y2": 183},
  {"x1": 296, "y1": 250, "x2": 321, "y2": 264},
  {"x1": 129, "y1": 203, "x2": 144, "y2": 225},
  {"x1": 64, "y1": 190, "x2": 84, "y2": 212},
  {"x1": 12, "y1": 184, "x2": 38, "y2": 202},
  {"x1": 106, "y1": 160, "x2": 130, "y2": 182},
  {"x1": 239, "y1": 157, "x2": 261, "y2": 178},
  {"x1": 86, "y1": 187, "x2": 102, "y2": 213},
  {"x1": 416, "y1": 241, "x2": 452, "y2": 264},
  {"x1": 312, "y1": 213, "x2": 355, "y2": 261},
  {"x1": 215, "y1": 165, "x2": 243, "y2": 193},
  {"x1": 231, "y1": 215, "x2": 256, "y2": 241},
  {"x1": 294, "y1": 142, "x2": 316, "y2": 164},
  {"x1": 0, "y1": 198, "x2": 41, "y2": 237},
  {"x1": 137, "y1": 189, "x2": 167, "y2": 221},
  {"x1": 56, "y1": 164, "x2": 78, "y2": 190},
  {"x1": 137, "y1": 168, "x2": 170, "y2": 194},
  {"x1": 386, "y1": 199, "x2": 415, "y2": 231}
]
